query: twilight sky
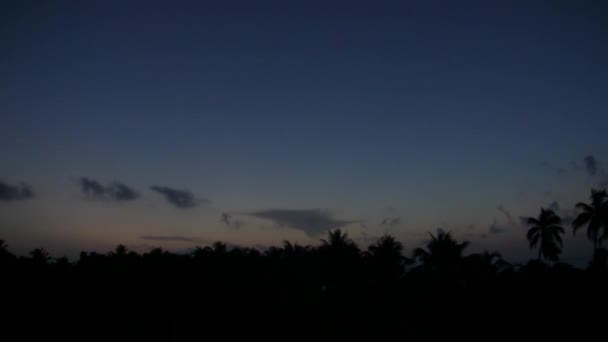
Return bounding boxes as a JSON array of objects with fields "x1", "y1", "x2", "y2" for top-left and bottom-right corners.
[{"x1": 1, "y1": 1, "x2": 607, "y2": 264}]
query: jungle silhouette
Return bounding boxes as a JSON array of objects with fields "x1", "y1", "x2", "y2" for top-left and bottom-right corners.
[{"x1": 2, "y1": 189, "x2": 608, "y2": 341}]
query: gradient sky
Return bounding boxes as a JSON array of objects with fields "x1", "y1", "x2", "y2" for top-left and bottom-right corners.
[{"x1": 1, "y1": 0, "x2": 607, "y2": 264}]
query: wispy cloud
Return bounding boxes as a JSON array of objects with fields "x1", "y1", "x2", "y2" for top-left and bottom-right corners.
[
  {"x1": 108, "y1": 182, "x2": 139, "y2": 201},
  {"x1": 380, "y1": 217, "x2": 401, "y2": 227},
  {"x1": 0, "y1": 181, "x2": 34, "y2": 201},
  {"x1": 79, "y1": 177, "x2": 140, "y2": 202},
  {"x1": 548, "y1": 201, "x2": 560, "y2": 212},
  {"x1": 546, "y1": 200, "x2": 576, "y2": 226},
  {"x1": 496, "y1": 205, "x2": 515, "y2": 226},
  {"x1": 487, "y1": 205, "x2": 520, "y2": 235},
  {"x1": 80, "y1": 178, "x2": 105, "y2": 197},
  {"x1": 150, "y1": 185, "x2": 208, "y2": 209},
  {"x1": 584, "y1": 155, "x2": 598, "y2": 176},
  {"x1": 541, "y1": 161, "x2": 568, "y2": 176},
  {"x1": 221, "y1": 212, "x2": 230, "y2": 225},
  {"x1": 582, "y1": 155, "x2": 608, "y2": 188},
  {"x1": 489, "y1": 219, "x2": 507, "y2": 234},
  {"x1": 220, "y1": 212, "x2": 244, "y2": 229},
  {"x1": 248, "y1": 209, "x2": 355, "y2": 237}
]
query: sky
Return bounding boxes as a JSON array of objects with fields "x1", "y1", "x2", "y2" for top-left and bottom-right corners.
[{"x1": 1, "y1": 0, "x2": 607, "y2": 264}]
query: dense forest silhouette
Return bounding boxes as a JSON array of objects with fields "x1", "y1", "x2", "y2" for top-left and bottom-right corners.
[{"x1": 2, "y1": 188, "x2": 608, "y2": 341}]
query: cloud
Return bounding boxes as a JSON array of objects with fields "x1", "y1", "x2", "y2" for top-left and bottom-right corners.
[
  {"x1": 80, "y1": 178, "x2": 105, "y2": 197},
  {"x1": 221, "y1": 212, "x2": 230, "y2": 225},
  {"x1": 108, "y1": 182, "x2": 139, "y2": 201},
  {"x1": 488, "y1": 205, "x2": 519, "y2": 234},
  {"x1": 0, "y1": 181, "x2": 34, "y2": 201},
  {"x1": 546, "y1": 200, "x2": 576, "y2": 226},
  {"x1": 548, "y1": 201, "x2": 560, "y2": 212},
  {"x1": 581, "y1": 155, "x2": 608, "y2": 187},
  {"x1": 496, "y1": 205, "x2": 515, "y2": 226},
  {"x1": 541, "y1": 156, "x2": 608, "y2": 178},
  {"x1": 489, "y1": 219, "x2": 507, "y2": 234},
  {"x1": 584, "y1": 155, "x2": 598, "y2": 176},
  {"x1": 140, "y1": 235, "x2": 211, "y2": 244},
  {"x1": 79, "y1": 177, "x2": 140, "y2": 202},
  {"x1": 150, "y1": 186, "x2": 207, "y2": 208},
  {"x1": 380, "y1": 217, "x2": 401, "y2": 227},
  {"x1": 541, "y1": 161, "x2": 567, "y2": 176},
  {"x1": 220, "y1": 212, "x2": 244, "y2": 229},
  {"x1": 248, "y1": 209, "x2": 355, "y2": 237}
]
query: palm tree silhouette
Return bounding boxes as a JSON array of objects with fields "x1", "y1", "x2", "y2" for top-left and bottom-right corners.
[
  {"x1": 29, "y1": 248, "x2": 50, "y2": 265},
  {"x1": 319, "y1": 229, "x2": 361, "y2": 289},
  {"x1": 0, "y1": 239, "x2": 8, "y2": 256},
  {"x1": 465, "y1": 251, "x2": 509, "y2": 274},
  {"x1": 365, "y1": 235, "x2": 411, "y2": 280},
  {"x1": 320, "y1": 228, "x2": 359, "y2": 252},
  {"x1": 0, "y1": 239, "x2": 16, "y2": 263},
  {"x1": 283, "y1": 240, "x2": 310, "y2": 258},
  {"x1": 573, "y1": 189, "x2": 608, "y2": 259},
  {"x1": 525, "y1": 208, "x2": 564, "y2": 263},
  {"x1": 413, "y1": 229, "x2": 469, "y2": 272},
  {"x1": 263, "y1": 246, "x2": 284, "y2": 259},
  {"x1": 367, "y1": 235, "x2": 403, "y2": 258}
]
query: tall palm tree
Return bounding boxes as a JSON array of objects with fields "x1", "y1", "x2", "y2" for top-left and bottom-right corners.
[
  {"x1": 283, "y1": 240, "x2": 310, "y2": 258},
  {"x1": 572, "y1": 189, "x2": 608, "y2": 258},
  {"x1": 319, "y1": 229, "x2": 361, "y2": 287},
  {"x1": 263, "y1": 246, "x2": 284, "y2": 259},
  {"x1": 413, "y1": 230, "x2": 469, "y2": 271},
  {"x1": 525, "y1": 208, "x2": 564, "y2": 263},
  {"x1": 365, "y1": 235, "x2": 411, "y2": 280},
  {"x1": 29, "y1": 248, "x2": 50, "y2": 265},
  {"x1": 367, "y1": 235, "x2": 404, "y2": 260},
  {"x1": 320, "y1": 229, "x2": 359, "y2": 254},
  {"x1": 0, "y1": 239, "x2": 16, "y2": 263},
  {"x1": 0, "y1": 239, "x2": 8, "y2": 256}
]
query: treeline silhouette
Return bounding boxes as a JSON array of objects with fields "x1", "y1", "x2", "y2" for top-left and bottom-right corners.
[{"x1": 2, "y1": 189, "x2": 608, "y2": 341}]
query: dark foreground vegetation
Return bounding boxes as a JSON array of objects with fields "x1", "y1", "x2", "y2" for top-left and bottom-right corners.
[{"x1": 3, "y1": 189, "x2": 608, "y2": 341}]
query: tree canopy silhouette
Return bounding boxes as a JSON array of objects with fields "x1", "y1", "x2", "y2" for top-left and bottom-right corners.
[{"x1": 2, "y1": 189, "x2": 608, "y2": 340}]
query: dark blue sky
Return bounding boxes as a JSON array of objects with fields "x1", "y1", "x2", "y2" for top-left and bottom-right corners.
[{"x1": 1, "y1": 1, "x2": 607, "y2": 262}]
